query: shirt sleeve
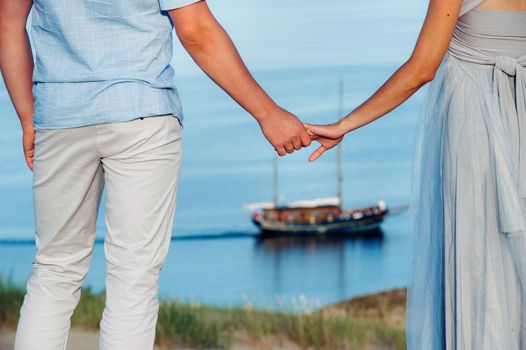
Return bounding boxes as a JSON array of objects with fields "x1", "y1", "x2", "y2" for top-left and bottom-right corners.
[{"x1": 159, "y1": 0, "x2": 203, "y2": 11}]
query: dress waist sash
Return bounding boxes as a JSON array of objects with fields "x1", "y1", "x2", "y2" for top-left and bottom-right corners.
[{"x1": 447, "y1": 41, "x2": 526, "y2": 236}]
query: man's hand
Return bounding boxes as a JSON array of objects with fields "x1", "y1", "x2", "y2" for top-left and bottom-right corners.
[
  {"x1": 303, "y1": 122, "x2": 345, "y2": 162},
  {"x1": 258, "y1": 107, "x2": 311, "y2": 156},
  {"x1": 22, "y1": 127, "x2": 35, "y2": 171}
]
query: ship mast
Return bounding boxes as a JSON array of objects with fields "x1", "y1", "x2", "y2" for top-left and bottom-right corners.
[
  {"x1": 337, "y1": 79, "x2": 344, "y2": 207},
  {"x1": 273, "y1": 154, "x2": 279, "y2": 208}
]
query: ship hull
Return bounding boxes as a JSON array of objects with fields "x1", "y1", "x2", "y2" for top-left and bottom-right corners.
[{"x1": 253, "y1": 211, "x2": 387, "y2": 236}]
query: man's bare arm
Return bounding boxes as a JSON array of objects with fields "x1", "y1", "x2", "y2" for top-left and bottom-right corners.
[
  {"x1": 0, "y1": 0, "x2": 35, "y2": 170},
  {"x1": 168, "y1": 1, "x2": 311, "y2": 155}
]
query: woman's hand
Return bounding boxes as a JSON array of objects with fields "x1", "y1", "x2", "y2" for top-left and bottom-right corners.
[{"x1": 303, "y1": 122, "x2": 345, "y2": 162}]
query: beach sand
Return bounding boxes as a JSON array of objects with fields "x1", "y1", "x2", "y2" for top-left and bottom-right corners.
[
  {"x1": 0, "y1": 328, "x2": 303, "y2": 350},
  {"x1": 0, "y1": 327, "x2": 112, "y2": 350},
  {"x1": 0, "y1": 328, "x2": 390, "y2": 350}
]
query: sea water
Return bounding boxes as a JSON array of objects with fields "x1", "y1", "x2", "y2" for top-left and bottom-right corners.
[{"x1": 0, "y1": 0, "x2": 428, "y2": 309}]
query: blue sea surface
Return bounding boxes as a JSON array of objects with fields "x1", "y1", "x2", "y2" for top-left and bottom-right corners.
[{"x1": 0, "y1": 0, "x2": 427, "y2": 309}]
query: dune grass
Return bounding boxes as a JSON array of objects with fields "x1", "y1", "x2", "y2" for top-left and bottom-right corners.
[
  {"x1": 0, "y1": 277, "x2": 405, "y2": 349},
  {"x1": 0, "y1": 278, "x2": 24, "y2": 328}
]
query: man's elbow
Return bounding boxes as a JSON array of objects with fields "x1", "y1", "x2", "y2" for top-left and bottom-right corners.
[
  {"x1": 170, "y1": 2, "x2": 225, "y2": 53},
  {"x1": 175, "y1": 22, "x2": 215, "y2": 52}
]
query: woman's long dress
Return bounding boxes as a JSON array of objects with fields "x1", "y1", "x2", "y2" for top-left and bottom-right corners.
[{"x1": 405, "y1": 1, "x2": 526, "y2": 349}]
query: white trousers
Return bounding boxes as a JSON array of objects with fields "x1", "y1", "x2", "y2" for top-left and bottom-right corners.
[{"x1": 14, "y1": 114, "x2": 183, "y2": 350}]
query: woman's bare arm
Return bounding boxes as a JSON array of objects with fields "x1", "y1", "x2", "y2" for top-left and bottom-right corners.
[{"x1": 305, "y1": 0, "x2": 463, "y2": 161}]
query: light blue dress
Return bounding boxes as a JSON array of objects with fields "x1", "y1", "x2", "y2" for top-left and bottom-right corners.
[{"x1": 406, "y1": 0, "x2": 526, "y2": 348}]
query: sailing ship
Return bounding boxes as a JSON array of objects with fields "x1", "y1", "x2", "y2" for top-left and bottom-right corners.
[{"x1": 244, "y1": 80, "x2": 389, "y2": 236}]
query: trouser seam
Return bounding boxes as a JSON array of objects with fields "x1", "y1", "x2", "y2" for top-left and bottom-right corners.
[{"x1": 94, "y1": 124, "x2": 103, "y2": 159}]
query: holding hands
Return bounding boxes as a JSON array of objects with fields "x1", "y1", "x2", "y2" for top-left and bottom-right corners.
[
  {"x1": 303, "y1": 122, "x2": 345, "y2": 162},
  {"x1": 263, "y1": 111, "x2": 347, "y2": 162}
]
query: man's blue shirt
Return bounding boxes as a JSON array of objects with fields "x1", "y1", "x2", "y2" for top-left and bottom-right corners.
[{"x1": 31, "y1": 0, "x2": 201, "y2": 130}]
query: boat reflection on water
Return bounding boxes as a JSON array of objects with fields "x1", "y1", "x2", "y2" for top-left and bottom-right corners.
[
  {"x1": 255, "y1": 228, "x2": 385, "y2": 249},
  {"x1": 251, "y1": 229, "x2": 387, "y2": 304}
]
